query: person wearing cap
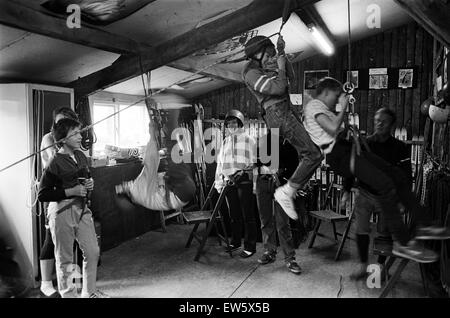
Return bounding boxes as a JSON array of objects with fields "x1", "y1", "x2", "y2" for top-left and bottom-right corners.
[
  {"x1": 242, "y1": 35, "x2": 323, "y2": 222},
  {"x1": 215, "y1": 110, "x2": 257, "y2": 258},
  {"x1": 303, "y1": 76, "x2": 450, "y2": 264}
]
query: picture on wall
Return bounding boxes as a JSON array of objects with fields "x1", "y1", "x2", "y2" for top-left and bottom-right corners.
[
  {"x1": 304, "y1": 70, "x2": 329, "y2": 106},
  {"x1": 346, "y1": 70, "x2": 359, "y2": 88},
  {"x1": 369, "y1": 68, "x2": 388, "y2": 89},
  {"x1": 398, "y1": 68, "x2": 414, "y2": 89}
]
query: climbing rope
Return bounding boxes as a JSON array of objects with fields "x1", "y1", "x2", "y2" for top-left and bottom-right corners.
[
  {"x1": 0, "y1": 2, "x2": 294, "y2": 174},
  {"x1": 342, "y1": 0, "x2": 362, "y2": 175}
]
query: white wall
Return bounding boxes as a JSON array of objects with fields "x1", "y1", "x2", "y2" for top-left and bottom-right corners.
[{"x1": 0, "y1": 84, "x2": 36, "y2": 286}]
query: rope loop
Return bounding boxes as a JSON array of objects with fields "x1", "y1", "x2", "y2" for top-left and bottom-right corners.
[{"x1": 343, "y1": 82, "x2": 355, "y2": 94}]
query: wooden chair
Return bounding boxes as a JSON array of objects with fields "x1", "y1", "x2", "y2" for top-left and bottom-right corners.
[
  {"x1": 308, "y1": 183, "x2": 355, "y2": 261},
  {"x1": 373, "y1": 237, "x2": 431, "y2": 298},
  {"x1": 183, "y1": 182, "x2": 232, "y2": 261}
]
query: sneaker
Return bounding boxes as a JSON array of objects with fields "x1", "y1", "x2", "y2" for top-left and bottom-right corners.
[
  {"x1": 415, "y1": 225, "x2": 450, "y2": 240},
  {"x1": 274, "y1": 185, "x2": 298, "y2": 220},
  {"x1": 392, "y1": 240, "x2": 439, "y2": 263},
  {"x1": 83, "y1": 290, "x2": 110, "y2": 298},
  {"x1": 225, "y1": 244, "x2": 240, "y2": 253},
  {"x1": 239, "y1": 250, "x2": 255, "y2": 258},
  {"x1": 286, "y1": 261, "x2": 302, "y2": 274},
  {"x1": 258, "y1": 252, "x2": 276, "y2": 265}
]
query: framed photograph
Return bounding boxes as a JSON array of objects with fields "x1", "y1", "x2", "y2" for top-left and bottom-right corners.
[
  {"x1": 369, "y1": 68, "x2": 388, "y2": 89},
  {"x1": 304, "y1": 70, "x2": 329, "y2": 105},
  {"x1": 304, "y1": 70, "x2": 329, "y2": 90},
  {"x1": 398, "y1": 68, "x2": 414, "y2": 89},
  {"x1": 346, "y1": 70, "x2": 359, "y2": 88}
]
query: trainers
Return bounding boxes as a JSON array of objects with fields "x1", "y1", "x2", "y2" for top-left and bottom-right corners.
[
  {"x1": 258, "y1": 252, "x2": 276, "y2": 265},
  {"x1": 239, "y1": 250, "x2": 255, "y2": 258},
  {"x1": 392, "y1": 240, "x2": 439, "y2": 263},
  {"x1": 225, "y1": 244, "x2": 240, "y2": 253},
  {"x1": 286, "y1": 261, "x2": 302, "y2": 274},
  {"x1": 274, "y1": 185, "x2": 298, "y2": 220},
  {"x1": 85, "y1": 290, "x2": 110, "y2": 298},
  {"x1": 415, "y1": 225, "x2": 450, "y2": 240}
]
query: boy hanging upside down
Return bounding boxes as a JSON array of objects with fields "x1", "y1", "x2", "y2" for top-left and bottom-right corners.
[{"x1": 115, "y1": 120, "x2": 196, "y2": 211}]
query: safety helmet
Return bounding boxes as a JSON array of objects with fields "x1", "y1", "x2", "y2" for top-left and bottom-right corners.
[
  {"x1": 420, "y1": 98, "x2": 433, "y2": 116},
  {"x1": 428, "y1": 104, "x2": 449, "y2": 124},
  {"x1": 244, "y1": 36, "x2": 275, "y2": 59},
  {"x1": 225, "y1": 109, "x2": 245, "y2": 127}
]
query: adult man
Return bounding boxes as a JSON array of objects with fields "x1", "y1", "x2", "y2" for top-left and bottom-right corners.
[
  {"x1": 215, "y1": 110, "x2": 257, "y2": 258},
  {"x1": 303, "y1": 77, "x2": 449, "y2": 263},
  {"x1": 344, "y1": 108, "x2": 411, "y2": 279},
  {"x1": 242, "y1": 35, "x2": 322, "y2": 221}
]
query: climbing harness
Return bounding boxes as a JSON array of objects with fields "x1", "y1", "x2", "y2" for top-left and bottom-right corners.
[{"x1": 0, "y1": 0, "x2": 294, "y2": 174}]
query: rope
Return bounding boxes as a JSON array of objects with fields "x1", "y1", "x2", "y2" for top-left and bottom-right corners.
[{"x1": 0, "y1": 17, "x2": 292, "y2": 174}]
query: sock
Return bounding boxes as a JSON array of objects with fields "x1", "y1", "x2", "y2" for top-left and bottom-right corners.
[
  {"x1": 356, "y1": 234, "x2": 370, "y2": 263},
  {"x1": 282, "y1": 183, "x2": 296, "y2": 197},
  {"x1": 40, "y1": 280, "x2": 57, "y2": 296}
]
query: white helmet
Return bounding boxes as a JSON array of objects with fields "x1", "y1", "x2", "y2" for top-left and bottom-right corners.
[{"x1": 428, "y1": 104, "x2": 450, "y2": 124}]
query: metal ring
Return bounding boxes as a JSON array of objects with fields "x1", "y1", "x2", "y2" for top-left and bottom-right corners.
[
  {"x1": 348, "y1": 95, "x2": 356, "y2": 105},
  {"x1": 343, "y1": 82, "x2": 355, "y2": 94}
]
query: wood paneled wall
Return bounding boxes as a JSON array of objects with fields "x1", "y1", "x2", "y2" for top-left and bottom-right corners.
[{"x1": 195, "y1": 22, "x2": 434, "y2": 138}]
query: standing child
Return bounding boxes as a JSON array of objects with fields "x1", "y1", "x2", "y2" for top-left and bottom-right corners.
[{"x1": 38, "y1": 118, "x2": 108, "y2": 298}]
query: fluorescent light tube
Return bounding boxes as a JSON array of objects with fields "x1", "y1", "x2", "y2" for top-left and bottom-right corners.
[{"x1": 309, "y1": 26, "x2": 334, "y2": 56}]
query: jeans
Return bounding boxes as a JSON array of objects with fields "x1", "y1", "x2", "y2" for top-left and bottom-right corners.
[
  {"x1": 328, "y1": 138, "x2": 429, "y2": 245},
  {"x1": 264, "y1": 102, "x2": 323, "y2": 189},
  {"x1": 354, "y1": 189, "x2": 389, "y2": 236},
  {"x1": 48, "y1": 199, "x2": 99, "y2": 298},
  {"x1": 255, "y1": 175, "x2": 296, "y2": 262},
  {"x1": 225, "y1": 175, "x2": 257, "y2": 252}
]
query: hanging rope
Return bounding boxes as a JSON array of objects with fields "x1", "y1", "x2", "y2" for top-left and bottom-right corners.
[
  {"x1": 0, "y1": 6, "x2": 294, "y2": 175},
  {"x1": 342, "y1": 0, "x2": 361, "y2": 175}
]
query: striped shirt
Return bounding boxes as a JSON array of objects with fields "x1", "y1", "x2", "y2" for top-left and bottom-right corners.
[
  {"x1": 303, "y1": 99, "x2": 338, "y2": 152},
  {"x1": 215, "y1": 130, "x2": 256, "y2": 191},
  {"x1": 242, "y1": 60, "x2": 288, "y2": 110}
]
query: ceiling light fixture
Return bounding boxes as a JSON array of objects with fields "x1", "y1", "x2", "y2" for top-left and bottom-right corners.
[
  {"x1": 296, "y1": 7, "x2": 335, "y2": 56},
  {"x1": 308, "y1": 25, "x2": 335, "y2": 56}
]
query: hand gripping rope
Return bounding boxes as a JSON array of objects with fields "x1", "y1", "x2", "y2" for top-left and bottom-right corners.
[{"x1": 0, "y1": 0, "x2": 294, "y2": 174}]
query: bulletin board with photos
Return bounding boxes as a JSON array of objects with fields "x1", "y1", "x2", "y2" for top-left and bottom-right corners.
[{"x1": 341, "y1": 67, "x2": 419, "y2": 90}]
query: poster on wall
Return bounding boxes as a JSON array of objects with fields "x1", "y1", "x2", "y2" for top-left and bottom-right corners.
[
  {"x1": 304, "y1": 70, "x2": 329, "y2": 106},
  {"x1": 369, "y1": 68, "x2": 388, "y2": 89},
  {"x1": 289, "y1": 94, "x2": 303, "y2": 105},
  {"x1": 398, "y1": 68, "x2": 414, "y2": 89},
  {"x1": 346, "y1": 70, "x2": 359, "y2": 88}
]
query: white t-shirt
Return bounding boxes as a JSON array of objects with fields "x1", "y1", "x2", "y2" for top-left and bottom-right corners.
[{"x1": 303, "y1": 99, "x2": 337, "y2": 150}]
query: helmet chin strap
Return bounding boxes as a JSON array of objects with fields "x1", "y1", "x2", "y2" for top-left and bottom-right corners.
[{"x1": 251, "y1": 46, "x2": 268, "y2": 68}]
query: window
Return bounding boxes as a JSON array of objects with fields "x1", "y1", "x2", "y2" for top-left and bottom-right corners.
[{"x1": 92, "y1": 100, "x2": 149, "y2": 157}]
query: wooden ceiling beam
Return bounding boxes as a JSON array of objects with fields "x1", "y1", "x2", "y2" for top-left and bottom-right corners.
[
  {"x1": 394, "y1": 0, "x2": 450, "y2": 47},
  {"x1": 0, "y1": 0, "x2": 149, "y2": 54},
  {"x1": 169, "y1": 59, "x2": 242, "y2": 83},
  {"x1": 71, "y1": 0, "x2": 319, "y2": 99}
]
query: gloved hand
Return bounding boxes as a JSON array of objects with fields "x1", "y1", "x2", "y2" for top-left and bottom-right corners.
[{"x1": 277, "y1": 35, "x2": 286, "y2": 55}]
